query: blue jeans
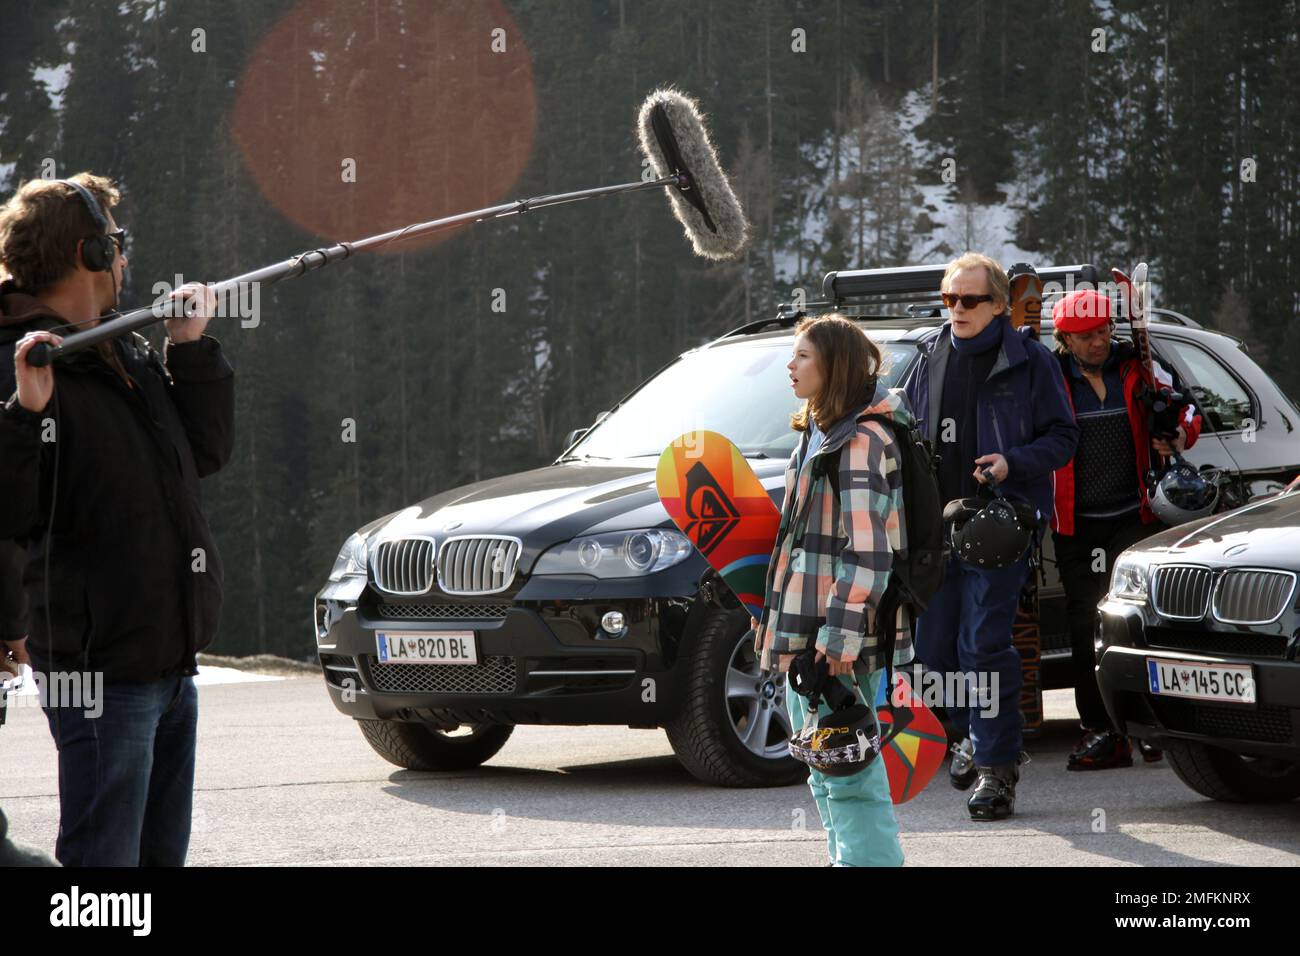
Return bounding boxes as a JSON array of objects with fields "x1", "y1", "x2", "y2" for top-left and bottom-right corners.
[
  {"x1": 913, "y1": 553, "x2": 1028, "y2": 766},
  {"x1": 41, "y1": 673, "x2": 197, "y2": 866},
  {"x1": 787, "y1": 668, "x2": 904, "y2": 867}
]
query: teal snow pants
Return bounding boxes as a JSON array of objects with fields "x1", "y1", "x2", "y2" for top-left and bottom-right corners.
[{"x1": 787, "y1": 667, "x2": 904, "y2": 867}]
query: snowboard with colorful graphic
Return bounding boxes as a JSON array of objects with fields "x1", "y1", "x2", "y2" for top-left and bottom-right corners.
[
  {"x1": 1006, "y1": 263, "x2": 1045, "y2": 735},
  {"x1": 655, "y1": 431, "x2": 780, "y2": 619},
  {"x1": 656, "y1": 429, "x2": 945, "y2": 803},
  {"x1": 875, "y1": 669, "x2": 950, "y2": 803}
]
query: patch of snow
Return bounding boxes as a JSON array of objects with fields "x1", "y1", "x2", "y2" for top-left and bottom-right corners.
[
  {"x1": 895, "y1": 88, "x2": 1037, "y2": 268},
  {"x1": 4, "y1": 662, "x2": 283, "y2": 698},
  {"x1": 193, "y1": 665, "x2": 285, "y2": 686},
  {"x1": 32, "y1": 64, "x2": 71, "y2": 112},
  {"x1": 771, "y1": 84, "x2": 1045, "y2": 297}
]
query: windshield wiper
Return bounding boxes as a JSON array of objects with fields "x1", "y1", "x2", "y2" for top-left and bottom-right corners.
[
  {"x1": 612, "y1": 449, "x2": 774, "y2": 460},
  {"x1": 558, "y1": 453, "x2": 611, "y2": 463}
]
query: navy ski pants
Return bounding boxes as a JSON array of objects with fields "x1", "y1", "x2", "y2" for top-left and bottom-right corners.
[{"x1": 913, "y1": 552, "x2": 1028, "y2": 766}]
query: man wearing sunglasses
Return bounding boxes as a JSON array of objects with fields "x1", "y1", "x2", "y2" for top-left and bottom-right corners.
[
  {"x1": 902, "y1": 252, "x2": 1078, "y2": 821},
  {"x1": 1049, "y1": 289, "x2": 1201, "y2": 771},
  {"x1": 0, "y1": 172, "x2": 234, "y2": 865}
]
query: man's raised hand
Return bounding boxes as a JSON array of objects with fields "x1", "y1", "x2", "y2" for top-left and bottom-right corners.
[
  {"x1": 13, "y1": 330, "x2": 63, "y2": 413},
  {"x1": 164, "y1": 282, "x2": 216, "y2": 344}
]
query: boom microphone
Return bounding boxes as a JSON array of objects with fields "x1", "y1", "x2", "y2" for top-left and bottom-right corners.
[
  {"x1": 636, "y1": 87, "x2": 750, "y2": 260},
  {"x1": 27, "y1": 88, "x2": 750, "y2": 367}
]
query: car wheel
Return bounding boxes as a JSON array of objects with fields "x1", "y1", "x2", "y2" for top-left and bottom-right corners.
[
  {"x1": 664, "y1": 605, "x2": 805, "y2": 788},
  {"x1": 357, "y1": 719, "x2": 515, "y2": 771},
  {"x1": 1163, "y1": 739, "x2": 1300, "y2": 802}
]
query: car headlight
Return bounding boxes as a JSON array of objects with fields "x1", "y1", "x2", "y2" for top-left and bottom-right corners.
[
  {"x1": 1109, "y1": 553, "x2": 1151, "y2": 603},
  {"x1": 533, "y1": 530, "x2": 694, "y2": 578},
  {"x1": 328, "y1": 532, "x2": 370, "y2": 582}
]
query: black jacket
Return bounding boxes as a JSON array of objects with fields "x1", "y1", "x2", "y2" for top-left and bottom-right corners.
[
  {"x1": 0, "y1": 282, "x2": 234, "y2": 683},
  {"x1": 0, "y1": 539, "x2": 25, "y2": 643}
]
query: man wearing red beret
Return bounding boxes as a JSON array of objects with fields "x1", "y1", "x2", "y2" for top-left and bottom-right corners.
[{"x1": 1050, "y1": 288, "x2": 1202, "y2": 770}]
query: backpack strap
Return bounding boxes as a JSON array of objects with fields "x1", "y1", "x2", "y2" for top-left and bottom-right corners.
[
  {"x1": 818, "y1": 412, "x2": 908, "y2": 692},
  {"x1": 814, "y1": 411, "x2": 878, "y2": 501}
]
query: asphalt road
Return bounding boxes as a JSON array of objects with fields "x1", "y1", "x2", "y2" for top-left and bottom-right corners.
[{"x1": 3, "y1": 675, "x2": 1298, "y2": 866}]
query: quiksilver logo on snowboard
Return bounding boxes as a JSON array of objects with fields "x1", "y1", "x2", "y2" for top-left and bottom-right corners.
[{"x1": 683, "y1": 461, "x2": 739, "y2": 555}]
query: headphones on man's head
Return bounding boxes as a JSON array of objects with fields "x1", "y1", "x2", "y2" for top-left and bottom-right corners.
[{"x1": 57, "y1": 179, "x2": 116, "y2": 273}]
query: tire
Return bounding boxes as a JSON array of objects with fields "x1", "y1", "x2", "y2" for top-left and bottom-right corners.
[
  {"x1": 664, "y1": 606, "x2": 806, "y2": 788},
  {"x1": 357, "y1": 719, "x2": 515, "y2": 771},
  {"x1": 1162, "y1": 739, "x2": 1300, "y2": 803}
]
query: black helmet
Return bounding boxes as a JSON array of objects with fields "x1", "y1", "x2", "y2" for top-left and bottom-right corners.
[
  {"x1": 945, "y1": 486, "x2": 1039, "y2": 570},
  {"x1": 1150, "y1": 455, "x2": 1220, "y2": 525},
  {"x1": 785, "y1": 649, "x2": 909, "y2": 777},
  {"x1": 789, "y1": 699, "x2": 884, "y2": 777}
]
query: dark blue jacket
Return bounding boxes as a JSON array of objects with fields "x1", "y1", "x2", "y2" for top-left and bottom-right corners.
[{"x1": 902, "y1": 316, "x2": 1078, "y2": 522}]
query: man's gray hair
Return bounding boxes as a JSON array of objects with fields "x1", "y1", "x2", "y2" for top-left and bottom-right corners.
[{"x1": 941, "y1": 252, "x2": 1010, "y2": 313}]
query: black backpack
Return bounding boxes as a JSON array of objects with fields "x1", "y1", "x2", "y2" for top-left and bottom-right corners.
[{"x1": 814, "y1": 412, "x2": 948, "y2": 651}]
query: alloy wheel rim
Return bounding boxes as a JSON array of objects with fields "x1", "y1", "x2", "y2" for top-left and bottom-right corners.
[{"x1": 724, "y1": 631, "x2": 793, "y2": 759}]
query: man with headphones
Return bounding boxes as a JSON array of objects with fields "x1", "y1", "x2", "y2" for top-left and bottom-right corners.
[{"x1": 0, "y1": 173, "x2": 234, "y2": 865}]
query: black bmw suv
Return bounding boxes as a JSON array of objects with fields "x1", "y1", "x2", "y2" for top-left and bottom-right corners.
[
  {"x1": 314, "y1": 263, "x2": 1300, "y2": 786},
  {"x1": 1097, "y1": 488, "x2": 1300, "y2": 802}
]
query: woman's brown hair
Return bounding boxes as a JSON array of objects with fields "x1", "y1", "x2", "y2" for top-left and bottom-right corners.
[{"x1": 789, "y1": 314, "x2": 883, "y2": 432}]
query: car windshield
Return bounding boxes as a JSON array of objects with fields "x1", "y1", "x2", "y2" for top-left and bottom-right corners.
[{"x1": 567, "y1": 340, "x2": 920, "y2": 461}]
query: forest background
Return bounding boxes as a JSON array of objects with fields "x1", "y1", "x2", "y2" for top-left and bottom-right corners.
[{"x1": 2, "y1": 0, "x2": 1295, "y2": 657}]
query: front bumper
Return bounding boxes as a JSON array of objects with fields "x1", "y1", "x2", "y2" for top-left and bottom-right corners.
[
  {"x1": 1096, "y1": 600, "x2": 1300, "y2": 759},
  {"x1": 314, "y1": 576, "x2": 702, "y2": 727}
]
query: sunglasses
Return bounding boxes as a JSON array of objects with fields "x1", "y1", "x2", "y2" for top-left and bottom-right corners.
[
  {"x1": 108, "y1": 228, "x2": 128, "y2": 254},
  {"x1": 941, "y1": 292, "x2": 994, "y2": 309}
]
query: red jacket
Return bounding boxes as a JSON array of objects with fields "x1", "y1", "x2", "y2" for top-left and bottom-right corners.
[{"x1": 1052, "y1": 346, "x2": 1202, "y2": 535}]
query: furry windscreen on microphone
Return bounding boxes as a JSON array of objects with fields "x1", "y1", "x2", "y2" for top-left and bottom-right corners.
[{"x1": 636, "y1": 88, "x2": 750, "y2": 261}]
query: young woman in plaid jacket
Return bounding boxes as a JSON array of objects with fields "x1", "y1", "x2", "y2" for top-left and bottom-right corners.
[{"x1": 753, "y1": 314, "x2": 914, "y2": 867}]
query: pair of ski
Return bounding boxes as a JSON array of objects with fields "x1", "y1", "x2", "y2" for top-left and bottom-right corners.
[{"x1": 1111, "y1": 262, "x2": 1185, "y2": 485}]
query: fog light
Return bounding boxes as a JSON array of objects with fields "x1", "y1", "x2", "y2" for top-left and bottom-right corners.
[
  {"x1": 315, "y1": 601, "x2": 332, "y2": 643},
  {"x1": 601, "y1": 611, "x2": 626, "y2": 634}
]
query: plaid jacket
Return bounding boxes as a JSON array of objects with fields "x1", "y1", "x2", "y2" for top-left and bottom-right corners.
[{"x1": 755, "y1": 383, "x2": 914, "y2": 673}]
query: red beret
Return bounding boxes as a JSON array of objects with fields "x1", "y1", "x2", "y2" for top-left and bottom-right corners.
[{"x1": 1052, "y1": 289, "x2": 1112, "y2": 333}]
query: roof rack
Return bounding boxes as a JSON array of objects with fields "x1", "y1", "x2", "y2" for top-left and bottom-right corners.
[
  {"x1": 1147, "y1": 308, "x2": 1200, "y2": 329},
  {"x1": 822, "y1": 262, "x2": 1101, "y2": 304},
  {"x1": 717, "y1": 264, "x2": 1200, "y2": 341},
  {"x1": 719, "y1": 313, "x2": 807, "y2": 338}
]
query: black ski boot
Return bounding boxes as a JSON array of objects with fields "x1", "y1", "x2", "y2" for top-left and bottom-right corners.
[
  {"x1": 1067, "y1": 730, "x2": 1133, "y2": 771},
  {"x1": 949, "y1": 736, "x2": 977, "y2": 790},
  {"x1": 1133, "y1": 736, "x2": 1164, "y2": 763},
  {"x1": 967, "y1": 762, "x2": 1019, "y2": 821}
]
